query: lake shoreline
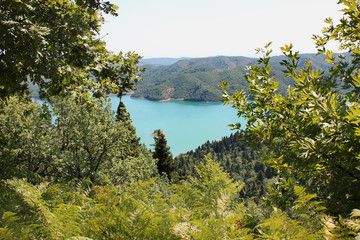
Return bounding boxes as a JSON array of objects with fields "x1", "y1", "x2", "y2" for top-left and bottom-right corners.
[
  {"x1": 110, "y1": 95, "x2": 242, "y2": 156},
  {"x1": 130, "y1": 95, "x2": 221, "y2": 103}
]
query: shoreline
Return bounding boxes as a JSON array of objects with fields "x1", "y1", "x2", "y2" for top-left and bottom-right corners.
[
  {"x1": 129, "y1": 95, "x2": 221, "y2": 103},
  {"x1": 33, "y1": 93, "x2": 223, "y2": 103}
]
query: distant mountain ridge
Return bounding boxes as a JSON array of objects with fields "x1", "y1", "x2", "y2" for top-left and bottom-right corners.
[
  {"x1": 28, "y1": 54, "x2": 340, "y2": 101},
  {"x1": 133, "y1": 54, "x2": 334, "y2": 102}
]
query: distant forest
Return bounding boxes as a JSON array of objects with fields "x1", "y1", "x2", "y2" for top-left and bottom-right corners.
[
  {"x1": 133, "y1": 54, "x2": 333, "y2": 102},
  {"x1": 29, "y1": 54, "x2": 336, "y2": 100},
  {"x1": 175, "y1": 132, "x2": 276, "y2": 201}
]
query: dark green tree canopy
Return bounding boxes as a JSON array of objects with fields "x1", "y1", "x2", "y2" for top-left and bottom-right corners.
[{"x1": 152, "y1": 129, "x2": 176, "y2": 179}]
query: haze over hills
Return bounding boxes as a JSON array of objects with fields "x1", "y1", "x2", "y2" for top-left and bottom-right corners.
[
  {"x1": 139, "y1": 57, "x2": 191, "y2": 66},
  {"x1": 133, "y1": 54, "x2": 333, "y2": 102}
]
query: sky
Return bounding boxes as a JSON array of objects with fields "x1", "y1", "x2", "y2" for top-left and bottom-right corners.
[{"x1": 100, "y1": 0, "x2": 343, "y2": 59}]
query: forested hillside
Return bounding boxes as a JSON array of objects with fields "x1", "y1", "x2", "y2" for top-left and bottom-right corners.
[
  {"x1": 175, "y1": 133, "x2": 276, "y2": 201},
  {"x1": 29, "y1": 54, "x2": 336, "y2": 100},
  {"x1": 132, "y1": 54, "x2": 333, "y2": 102}
]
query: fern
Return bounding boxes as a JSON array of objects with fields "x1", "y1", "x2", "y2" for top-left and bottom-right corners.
[
  {"x1": 6, "y1": 179, "x2": 86, "y2": 239},
  {"x1": 0, "y1": 212, "x2": 22, "y2": 240},
  {"x1": 346, "y1": 209, "x2": 360, "y2": 239}
]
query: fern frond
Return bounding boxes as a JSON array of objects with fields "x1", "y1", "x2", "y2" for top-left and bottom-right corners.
[
  {"x1": 347, "y1": 209, "x2": 360, "y2": 239},
  {"x1": 0, "y1": 212, "x2": 21, "y2": 240}
]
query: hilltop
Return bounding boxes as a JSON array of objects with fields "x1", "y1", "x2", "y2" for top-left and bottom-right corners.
[{"x1": 133, "y1": 54, "x2": 332, "y2": 102}]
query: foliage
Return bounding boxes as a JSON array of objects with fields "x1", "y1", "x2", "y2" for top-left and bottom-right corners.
[
  {"x1": 0, "y1": 178, "x2": 178, "y2": 239},
  {"x1": 0, "y1": 153, "x2": 358, "y2": 239},
  {"x1": 221, "y1": 1, "x2": 360, "y2": 216},
  {"x1": 82, "y1": 178, "x2": 179, "y2": 239},
  {"x1": 132, "y1": 54, "x2": 333, "y2": 102},
  {"x1": 169, "y1": 155, "x2": 253, "y2": 239},
  {"x1": 152, "y1": 129, "x2": 176, "y2": 180},
  {"x1": 323, "y1": 208, "x2": 360, "y2": 239},
  {"x1": 115, "y1": 99, "x2": 145, "y2": 162},
  {"x1": 347, "y1": 209, "x2": 360, "y2": 239},
  {"x1": 172, "y1": 155, "x2": 243, "y2": 217},
  {"x1": 0, "y1": 97, "x2": 53, "y2": 180},
  {"x1": 0, "y1": 95, "x2": 157, "y2": 184},
  {"x1": 256, "y1": 209, "x2": 322, "y2": 239},
  {"x1": 0, "y1": 0, "x2": 142, "y2": 100},
  {"x1": 50, "y1": 94, "x2": 157, "y2": 183},
  {"x1": 2, "y1": 0, "x2": 360, "y2": 238},
  {"x1": 0, "y1": 158, "x2": 249, "y2": 239},
  {"x1": 175, "y1": 132, "x2": 276, "y2": 201}
]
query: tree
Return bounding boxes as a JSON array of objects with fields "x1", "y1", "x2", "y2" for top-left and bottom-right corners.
[
  {"x1": 152, "y1": 129, "x2": 176, "y2": 179},
  {"x1": 221, "y1": 0, "x2": 360, "y2": 216},
  {"x1": 0, "y1": 95, "x2": 157, "y2": 184},
  {"x1": 0, "y1": 0, "x2": 143, "y2": 100},
  {"x1": 116, "y1": 99, "x2": 143, "y2": 159},
  {"x1": 0, "y1": 97, "x2": 52, "y2": 181},
  {"x1": 116, "y1": 100, "x2": 131, "y2": 123},
  {"x1": 0, "y1": 0, "x2": 151, "y2": 184},
  {"x1": 50, "y1": 95, "x2": 129, "y2": 182},
  {"x1": 174, "y1": 133, "x2": 276, "y2": 201}
]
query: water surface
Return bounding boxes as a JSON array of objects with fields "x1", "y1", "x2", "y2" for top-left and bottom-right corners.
[{"x1": 111, "y1": 95, "x2": 245, "y2": 156}]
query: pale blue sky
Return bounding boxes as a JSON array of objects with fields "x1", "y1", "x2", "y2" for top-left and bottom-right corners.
[{"x1": 100, "y1": 0, "x2": 343, "y2": 58}]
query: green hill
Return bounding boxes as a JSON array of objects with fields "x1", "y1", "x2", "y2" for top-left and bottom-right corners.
[
  {"x1": 175, "y1": 132, "x2": 276, "y2": 201},
  {"x1": 28, "y1": 54, "x2": 336, "y2": 101},
  {"x1": 133, "y1": 54, "x2": 333, "y2": 102}
]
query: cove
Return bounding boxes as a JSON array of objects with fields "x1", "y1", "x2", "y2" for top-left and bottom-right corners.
[{"x1": 110, "y1": 95, "x2": 245, "y2": 156}]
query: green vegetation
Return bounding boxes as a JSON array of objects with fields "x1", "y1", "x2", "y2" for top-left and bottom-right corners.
[
  {"x1": 176, "y1": 133, "x2": 276, "y2": 201},
  {"x1": 221, "y1": 0, "x2": 360, "y2": 217},
  {"x1": 0, "y1": 95, "x2": 157, "y2": 184},
  {"x1": 1, "y1": 0, "x2": 360, "y2": 239},
  {"x1": 0, "y1": 0, "x2": 142, "y2": 104},
  {"x1": 133, "y1": 54, "x2": 333, "y2": 102},
  {"x1": 152, "y1": 129, "x2": 176, "y2": 180}
]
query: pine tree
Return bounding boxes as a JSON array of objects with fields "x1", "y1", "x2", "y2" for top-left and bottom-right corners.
[
  {"x1": 116, "y1": 100, "x2": 142, "y2": 158},
  {"x1": 116, "y1": 101, "x2": 131, "y2": 122},
  {"x1": 152, "y1": 129, "x2": 175, "y2": 180}
]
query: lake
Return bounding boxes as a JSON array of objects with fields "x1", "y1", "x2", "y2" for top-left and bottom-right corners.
[{"x1": 110, "y1": 95, "x2": 245, "y2": 156}]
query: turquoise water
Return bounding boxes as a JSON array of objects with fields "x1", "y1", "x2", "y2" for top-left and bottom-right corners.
[{"x1": 111, "y1": 95, "x2": 245, "y2": 156}]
